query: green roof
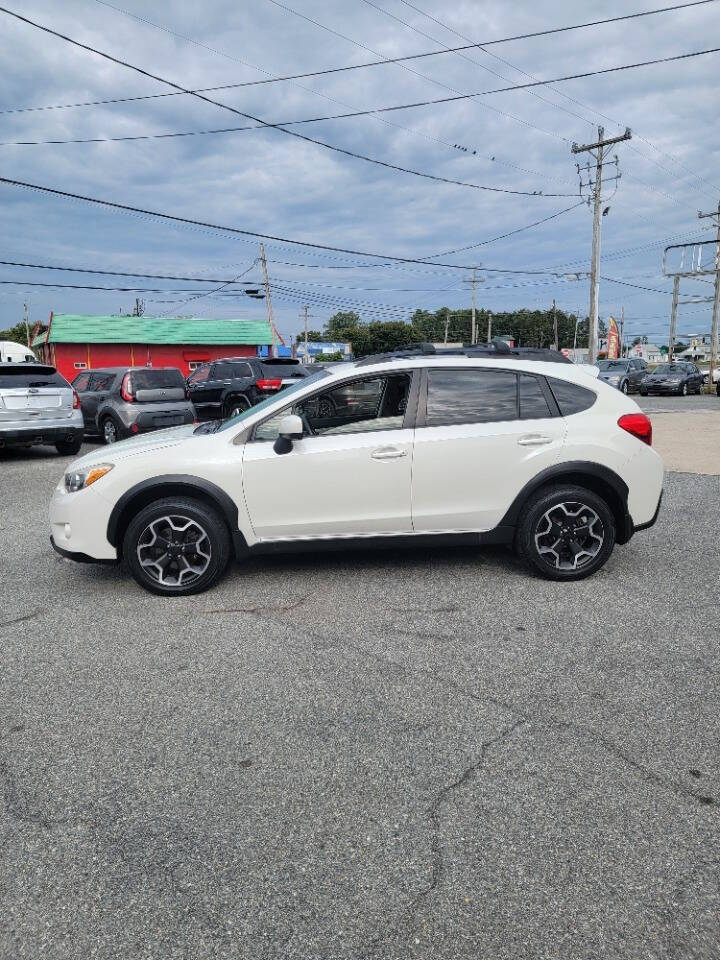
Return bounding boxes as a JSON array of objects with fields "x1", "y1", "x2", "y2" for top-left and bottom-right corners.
[
  {"x1": 45, "y1": 314, "x2": 273, "y2": 345},
  {"x1": 31, "y1": 329, "x2": 48, "y2": 345}
]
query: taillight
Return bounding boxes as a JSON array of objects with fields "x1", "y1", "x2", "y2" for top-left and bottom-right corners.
[
  {"x1": 120, "y1": 373, "x2": 134, "y2": 403},
  {"x1": 618, "y1": 413, "x2": 652, "y2": 446},
  {"x1": 256, "y1": 378, "x2": 282, "y2": 391},
  {"x1": 72, "y1": 390, "x2": 81, "y2": 409}
]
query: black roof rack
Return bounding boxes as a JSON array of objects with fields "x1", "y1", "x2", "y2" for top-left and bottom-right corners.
[{"x1": 354, "y1": 339, "x2": 571, "y2": 366}]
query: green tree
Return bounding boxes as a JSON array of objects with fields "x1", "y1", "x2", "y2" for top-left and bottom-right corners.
[
  {"x1": 326, "y1": 311, "x2": 361, "y2": 340},
  {"x1": 0, "y1": 321, "x2": 29, "y2": 345},
  {"x1": 295, "y1": 329, "x2": 325, "y2": 343}
]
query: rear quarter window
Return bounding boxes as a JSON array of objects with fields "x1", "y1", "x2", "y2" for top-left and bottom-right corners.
[
  {"x1": 547, "y1": 377, "x2": 597, "y2": 416},
  {"x1": 0, "y1": 367, "x2": 69, "y2": 388},
  {"x1": 132, "y1": 368, "x2": 185, "y2": 390}
]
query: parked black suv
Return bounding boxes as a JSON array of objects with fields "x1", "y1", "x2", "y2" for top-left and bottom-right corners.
[
  {"x1": 72, "y1": 367, "x2": 196, "y2": 443},
  {"x1": 186, "y1": 357, "x2": 312, "y2": 420}
]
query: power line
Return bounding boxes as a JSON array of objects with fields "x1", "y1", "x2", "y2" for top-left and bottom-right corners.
[
  {"x1": 421, "y1": 202, "x2": 584, "y2": 259},
  {"x1": 0, "y1": 5, "x2": 584, "y2": 198},
  {"x1": 0, "y1": 258, "x2": 261, "y2": 284},
  {"x1": 0, "y1": 173, "x2": 576, "y2": 273},
  {"x1": 4, "y1": 7, "x2": 720, "y2": 190}
]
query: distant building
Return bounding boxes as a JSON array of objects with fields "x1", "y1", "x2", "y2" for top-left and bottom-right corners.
[
  {"x1": 631, "y1": 342, "x2": 664, "y2": 363},
  {"x1": 32, "y1": 314, "x2": 273, "y2": 381}
]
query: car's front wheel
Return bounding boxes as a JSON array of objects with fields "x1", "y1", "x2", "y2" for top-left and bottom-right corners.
[
  {"x1": 621, "y1": 380, "x2": 629, "y2": 394},
  {"x1": 681, "y1": 383, "x2": 688, "y2": 396},
  {"x1": 515, "y1": 484, "x2": 616, "y2": 581},
  {"x1": 123, "y1": 497, "x2": 232, "y2": 596}
]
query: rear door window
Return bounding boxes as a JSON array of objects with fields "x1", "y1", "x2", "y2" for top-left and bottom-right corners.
[
  {"x1": 132, "y1": 368, "x2": 184, "y2": 390},
  {"x1": 72, "y1": 373, "x2": 92, "y2": 391},
  {"x1": 547, "y1": 377, "x2": 597, "y2": 415},
  {"x1": 425, "y1": 369, "x2": 518, "y2": 426},
  {"x1": 0, "y1": 367, "x2": 68, "y2": 388},
  {"x1": 90, "y1": 373, "x2": 114, "y2": 392}
]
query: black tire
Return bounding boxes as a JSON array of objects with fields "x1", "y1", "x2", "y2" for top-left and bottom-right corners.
[
  {"x1": 681, "y1": 383, "x2": 688, "y2": 396},
  {"x1": 55, "y1": 434, "x2": 83, "y2": 455},
  {"x1": 640, "y1": 388, "x2": 648, "y2": 396},
  {"x1": 515, "y1": 484, "x2": 616, "y2": 582},
  {"x1": 123, "y1": 497, "x2": 232, "y2": 596},
  {"x1": 223, "y1": 395, "x2": 250, "y2": 419},
  {"x1": 716, "y1": 382, "x2": 720, "y2": 397},
  {"x1": 621, "y1": 380, "x2": 629, "y2": 394},
  {"x1": 101, "y1": 416, "x2": 121, "y2": 444}
]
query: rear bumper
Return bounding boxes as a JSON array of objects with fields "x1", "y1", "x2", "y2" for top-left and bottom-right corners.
[
  {"x1": 0, "y1": 415, "x2": 84, "y2": 447},
  {"x1": 116, "y1": 406, "x2": 196, "y2": 434},
  {"x1": 633, "y1": 489, "x2": 663, "y2": 532}
]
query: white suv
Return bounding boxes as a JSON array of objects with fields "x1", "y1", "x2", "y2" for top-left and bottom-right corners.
[{"x1": 49, "y1": 347, "x2": 663, "y2": 596}]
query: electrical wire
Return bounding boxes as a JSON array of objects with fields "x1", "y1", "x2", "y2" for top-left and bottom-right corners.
[{"x1": 0, "y1": 173, "x2": 589, "y2": 274}]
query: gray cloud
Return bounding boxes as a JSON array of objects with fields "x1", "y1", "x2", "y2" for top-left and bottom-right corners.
[{"x1": 1, "y1": 0, "x2": 719, "y2": 342}]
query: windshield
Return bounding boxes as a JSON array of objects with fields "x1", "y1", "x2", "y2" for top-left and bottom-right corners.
[
  {"x1": 653, "y1": 364, "x2": 684, "y2": 374},
  {"x1": 597, "y1": 361, "x2": 627, "y2": 371},
  {"x1": 211, "y1": 368, "x2": 330, "y2": 433}
]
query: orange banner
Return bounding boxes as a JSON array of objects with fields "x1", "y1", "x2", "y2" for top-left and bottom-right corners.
[{"x1": 607, "y1": 316, "x2": 620, "y2": 359}]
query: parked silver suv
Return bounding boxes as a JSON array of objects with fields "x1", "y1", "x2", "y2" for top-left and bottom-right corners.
[
  {"x1": 0, "y1": 363, "x2": 84, "y2": 454},
  {"x1": 72, "y1": 367, "x2": 196, "y2": 444}
]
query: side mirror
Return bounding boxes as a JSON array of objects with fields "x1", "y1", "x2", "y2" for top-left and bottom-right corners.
[{"x1": 273, "y1": 414, "x2": 304, "y2": 455}]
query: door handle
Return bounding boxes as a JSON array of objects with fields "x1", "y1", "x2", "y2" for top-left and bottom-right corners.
[
  {"x1": 517, "y1": 435, "x2": 552, "y2": 446},
  {"x1": 371, "y1": 446, "x2": 407, "y2": 460}
]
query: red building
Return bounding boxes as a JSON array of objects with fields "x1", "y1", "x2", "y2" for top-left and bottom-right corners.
[{"x1": 32, "y1": 313, "x2": 273, "y2": 382}]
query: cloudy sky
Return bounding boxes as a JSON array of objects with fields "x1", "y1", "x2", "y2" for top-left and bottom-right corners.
[{"x1": 1, "y1": 0, "x2": 719, "y2": 345}]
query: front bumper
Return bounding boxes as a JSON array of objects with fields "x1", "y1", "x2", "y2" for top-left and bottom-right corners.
[
  {"x1": 641, "y1": 382, "x2": 682, "y2": 394},
  {"x1": 51, "y1": 536, "x2": 117, "y2": 565},
  {"x1": 0, "y1": 411, "x2": 84, "y2": 447},
  {"x1": 49, "y1": 481, "x2": 118, "y2": 561}
]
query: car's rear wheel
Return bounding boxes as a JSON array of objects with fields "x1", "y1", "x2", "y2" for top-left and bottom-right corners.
[
  {"x1": 55, "y1": 434, "x2": 83, "y2": 455},
  {"x1": 681, "y1": 383, "x2": 688, "y2": 396},
  {"x1": 224, "y1": 396, "x2": 250, "y2": 419},
  {"x1": 101, "y1": 416, "x2": 120, "y2": 444},
  {"x1": 123, "y1": 497, "x2": 231, "y2": 596},
  {"x1": 515, "y1": 484, "x2": 616, "y2": 581},
  {"x1": 640, "y1": 387, "x2": 648, "y2": 396}
]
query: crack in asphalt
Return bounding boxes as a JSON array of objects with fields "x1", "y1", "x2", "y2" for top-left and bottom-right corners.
[
  {"x1": 0, "y1": 610, "x2": 40, "y2": 629},
  {"x1": 411, "y1": 718, "x2": 528, "y2": 912}
]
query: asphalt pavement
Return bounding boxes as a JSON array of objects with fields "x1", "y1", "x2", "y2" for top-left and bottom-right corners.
[{"x1": 1, "y1": 443, "x2": 719, "y2": 959}]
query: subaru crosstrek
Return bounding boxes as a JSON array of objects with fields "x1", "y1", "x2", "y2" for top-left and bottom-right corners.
[{"x1": 49, "y1": 347, "x2": 664, "y2": 595}]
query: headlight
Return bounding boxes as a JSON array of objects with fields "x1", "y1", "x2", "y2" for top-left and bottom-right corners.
[
  {"x1": 607, "y1": 375, "x2": 621, "y2": 383},
  {"x1": 64, "y1": 464, "x2": 113, "y2": 493}
]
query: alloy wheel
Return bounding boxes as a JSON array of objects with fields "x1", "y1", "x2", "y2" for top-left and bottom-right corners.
[
  {"x1": 534, "y1": 501, "x2": 604, "y2": 571},
  {"x1": 136, "y1": 515, "x2": 212, "y2": 587}
]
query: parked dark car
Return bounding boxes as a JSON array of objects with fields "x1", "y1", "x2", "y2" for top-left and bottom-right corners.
[
  {"x1": 596, "y1": 358, "x2": 648, "y2": 394},
  {"x1": 72, "y1": 367, "x2": 195, "y2": 443},
  {"x1": 186, "y1": 357, "x2": 312, "y2": 420},
  {"x1": 639, "y1": 362, "x2": 704, "y2": 396}
]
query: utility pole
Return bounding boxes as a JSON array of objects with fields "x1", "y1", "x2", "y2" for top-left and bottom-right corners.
[
  {"x1": 486, "y1": 310, "x2": 493, "y2": 344},
  {"x1": 471, "y1": 267, "x2": 477, "y2": 345},
  {"x1": 697, "y1": 203, "x2": 720, "y2": 392},
  {"x1": 552, "y1": 298, "x2": 558, "y2": 351},
  {"x1": 303, "y1": 304, "x2": 310, "y2": 364},
  {"x1": 444, "y1": 310, "x2": 450, "y2": 344},
  {"x1": 668, "y1": 275, "x2": 680, "y2": 362},
  {"x1": 259, "y1": 242, "x2": 278, "y2": 358},
  {"x1": 572, "y1": 125, "x2": 632, "y2": 364},
  {"x1": 23, "y1": 301, "x2": 30, "y2": 346}
]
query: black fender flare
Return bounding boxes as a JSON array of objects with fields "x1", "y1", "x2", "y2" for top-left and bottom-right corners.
[
  {"x1": 106, "y1": 474, "x2": 246, "y2": 556},
  {"x1": 499, "y1": 461, "x2": 632, "y2": 543}
]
